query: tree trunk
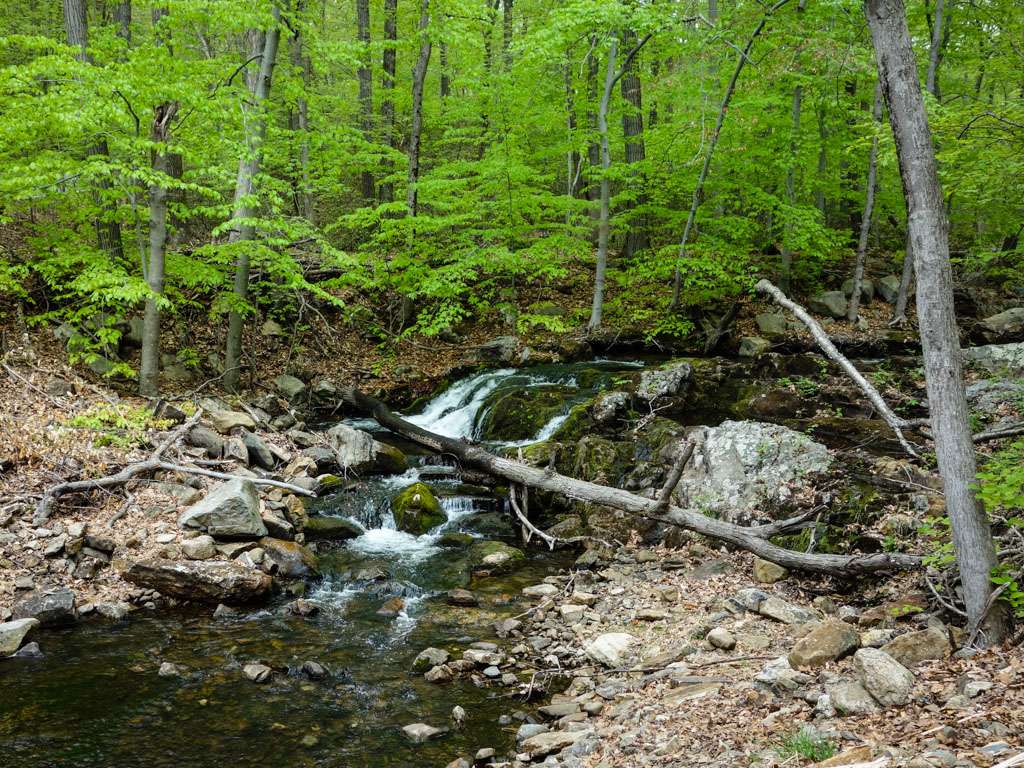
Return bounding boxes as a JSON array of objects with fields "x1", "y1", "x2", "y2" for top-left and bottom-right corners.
[
  {"x1": 865, "y1": 0, "x2": 1009, "y2": 644},
  {"x1": 815, "y1": 106, "x2": 828, "y2": 216},
  {"x1": 406, "y1": 0, "x2": 431, "y2": 218},
  {"x1": 925, "y1": 0, "x2": 945, "y2": 100},
  {"x1": 671, "y1": 0, "x2": 793, "y2": 308},
  {"x1": 223, "y1": 8, "x2": 282, "y2": 392},
  {"x1": 356, "y1": 0, "x2": 374, "y2": 201},
  {"x1": 778, "y1": 0, "x2": 807, "y2": 293},
  {"x1": 113, "y1": 0, "x2": 131, "y2": 43},
  {"x1": 501, "y1": 0, "x2": 512, "y2": 70},
  {"x1": 289, "y1": 1, "x2": 312, "y2": 219},
  {"x1": 564, "y1": 57, "x2": 580, "y2": 205},
  {"x1": 440, "y1": 41, "x2": 450, "y2": 99},
  {"x1": 620, "y1": 28, "x2": 648, "y2": 260},
  {"x1": 585, "y1": 36, "x2": 600, "y2": 215},
  {"x1": 63, "y1": 0, "x2": 125, "y2": 264},
  {"x1": 589, "y1": 38, "x2": 618, "y2": 332},
  {"x1": 848, "y1": 80, "x2": 883, "y2": 323},
  {"x1": 379, "y1": 0, "x2": 397, "y2": 203},
  {"x1": 891, "y1": 234, "x2": 914, "y2": 325},
  {"x1": 139, "y1": 102, "x2": 178, "y2": 397}
]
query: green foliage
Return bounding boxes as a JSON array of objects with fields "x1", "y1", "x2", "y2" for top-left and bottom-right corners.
[
  {"x1": 777, "y1": 728, "x2": 836, "y2": 763},
  {"x1": 67, "y1": 404, "x2": 172, "y2": 449},
  {"x1": 977, "y1": 439, "x2": 1024, "y2": 513}
]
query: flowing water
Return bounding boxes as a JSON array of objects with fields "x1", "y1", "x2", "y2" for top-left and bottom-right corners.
[{"x1": 0, "y1": 360, "x2": 643, "y2": 768}]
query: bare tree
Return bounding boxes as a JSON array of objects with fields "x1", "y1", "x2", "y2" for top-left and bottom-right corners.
[
  {"x1": 406, "y1": 0, "x2": 431, "y2": 218},
  {"x1": 588, "y1": 33, "x2": 652, "y2": 332},
  {"x1": 501, "y1": 0, "x2": 512, "y2": 70},
  {"x1": 223, "y1": 6, "x2": 283, "y2": 392},
  {"x1": 847, "y1": 80, "x2": 882, "y2": 323},
  {"x1": 865, "y1": 0, "x2": 1009, "y2": 644},
  {"x1": 356, "y1": 0, "x2": 374, "y2": 200},
  {"x1": 379, "y1": 0, "x2": 398, "y2": 202}
]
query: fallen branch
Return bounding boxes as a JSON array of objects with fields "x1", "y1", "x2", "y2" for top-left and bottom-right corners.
[
  {"x1": 342, "y1": 387, "x2": 921, "y2": 576},
  {"x1": 973, "y1": 421, "x2": 1024, "y2": 443},
  {"x1": 652, "y1": 440, "x2": 695, "y2": 514},
  {"x1": 155, "y1": 462, "x2": 315, "y2": 496},
  {"x1": 755, "y1": 279, "x2": 920, "y2": 458}
]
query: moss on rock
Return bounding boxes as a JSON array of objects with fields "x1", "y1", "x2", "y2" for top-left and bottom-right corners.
[
  {"x1": 468, "y1": 540, "x2": 526, "y2": 573},
  {"x1": 392, "y1": 482, "x2": 447, "y2": 535},
  {"x1": 476, "y1": 385, "x2": 574, "y2": 442}
]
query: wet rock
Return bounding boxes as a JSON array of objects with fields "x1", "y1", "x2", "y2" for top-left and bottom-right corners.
[
  {"x1": 474, "y1": 336, "x2": 518, "y2": 364},
  {"x1": 326, "y1": 424, "x2": 408, "y2": 475},
  {"x1": 0, "y1": 618, "x2": 39, "y2": 655},
  {"x1": 788, "y1": 621, "x2": 859, "y2": 668},
  {"x1": 377, "y1": 597, "x2": 405, "y2": 616},
  {"x1": 392, "y1": 482, "x2": 446, "y2": 535},
  {"x1": 469, "y1": 541, "x2": 525, "y2": 573},
  {"x1": 124, "y1": 559, "x2": 272, "y2": 604},
  {"x1": 447, "y1": 588, "x2": 478, "y2": 607},
  {"x1": 424, "y1": 664, "x2": 454, "y2": 683},
  {"x1": 592, "y1": 391, "x2": 630, "y2": 426},
  {"x1": 672, "y1": 420, "x2": 831, "y2": 524},
  {"x1": 809, "y1": 291, "x2": 848, "y2": 319},
  {"x1": 402, "y1": 722, "x2": 446, "y2": 743},
  {"x1": 158, "y1": 661, "x2": 184, "y2": 677},
  {"x1": 287, "y1": 599, "x2": 319, "y2": 617},
  {"x1": 855, "y1": 648, "x2": 914, "y2": 706},
  {"x1": 209, "y1": 410, "x2": 257, "y2": 434},
  {"x1": 243, "y1": 662, "x2": 273, "y2": 683},
  {"x1": 584, "y1": 632, "x2": 637, "y2": 668},
  {"x1": 881, "y1": 626, "x2": 951, "y2": 667},
  {"x1": 636, "y1": 360, "x2": 693, "y2": 402},
  {"x1": 302, "y1": 515, "x2": 362, "y2": 541},
  {"x1": 178, "y1": 479, "x2": 267, "y2": 539},
  {"x1": 274, "y1": 374, "x2": 306, "y2": 401},
  {"x1": 11, "y1": 641, "x2": 43, "y2": 658},
  {"x1": 261, "y1": 510, "x2": 295, "y2": 540},
  {"x1": 827, "y1": 681, "x2": 879, "y2": 715},
  {"x1": 752, "y1": 557, "x2": 789, "y2": 584},
  {"x1": 95, "y1": 602, "x2": 132, "y2": 621},
  {"x1": 739, "y1": 337, "x2": 772, "y2": 358},
  {"x1": 707, "y1": 627, "x2": 736, "y2": 650},
  {"x1": 451, "y1": 705, "x2": 466, "y2": 727},
  {"x1": 477, "y1": 385, "x2": 575, "y2": 442},
  {"x1": 980, "y1": 307, "x2": 1024, "y2": 342},
  {"x1": 12, "y1": 588, "x2": 77, "y2": 627},
  {"x1": 259, "y1": 537, "x2": 318, "y2": 578},
  {"x1": 181, "y1": 535, "x2": 217, "y2": 561},
  {"x1": 301, "y1": 660, "x2": 328, "y2": 680}
]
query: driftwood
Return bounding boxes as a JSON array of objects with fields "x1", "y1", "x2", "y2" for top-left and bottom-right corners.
[
  {"x1": 341, "y1": 387, "x2": 921, "y2": 576},
  {"x1": 755, "y1": 279, "x2": 920, "y2": 458},
  {"x1": 34, "y1": 409, "x2": 314, "y2": 525}
]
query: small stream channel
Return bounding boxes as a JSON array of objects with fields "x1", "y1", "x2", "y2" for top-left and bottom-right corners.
[{"x1": 0, "y1": 360, "x2": 645, "y2": 768}]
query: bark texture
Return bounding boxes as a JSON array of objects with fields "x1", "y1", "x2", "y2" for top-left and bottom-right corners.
[
  {"x1": 379, "y1": 0, "x2": 398, "y2": 203},
  {"x1": 865, "y1": 0, "x2": 1008, "y2": 643},
  {"x1": 406, "y1": 0, "x2": 432, "y2": 218},
  {"x1": 848, "y1": 80, "x2": 883, "y2": 323},
  {"x1": 620, "y1": 28, "x2": 648, "y2": 259}
]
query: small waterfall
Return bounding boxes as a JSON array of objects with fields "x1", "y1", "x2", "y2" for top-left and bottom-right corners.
[{"x1": 406, "y1": 368, "x2": 517, "y2": 438}]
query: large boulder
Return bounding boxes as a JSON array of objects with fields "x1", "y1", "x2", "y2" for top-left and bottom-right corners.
[
  {"x1": 809, "y1": 291, "x2": 848, "y2": 319},
  {"x1": 854, "y1": 648, "x2": 914, "y2": 706},
  {"x1": 755, "y1": 313, "x2": 789, "y2": 338},
  {"x1": 0, "y1": 618, "x2": 40, "y2": 655},
  {"x1": 963, "y1": 342, "x2": 1024, "y2": 376},
  {"x1": 392, "y1": 482, "x2": 446, "y2": 535},
  {"x1": 178, "y1": 479, "x2": 267, "y2": 539},
  {"x1": 474, "y1": 335, "x2": 518, "y2": 364},
  {"x1": 209, "y1": 409, "x2": 257, "y2": 434},
  {"x1": 636, "y1": 360, "x2": 693, "y2": 403},
  {"x1": 584, "y1": 632, "x2": 637, "y2": 668},
  {"x1": 980, "y1": 307, "x2": 1024, "y2": 342},
  {"x1": 788, "y1": 621, "x2": 859, "y2": 668},
  {"x1": 259, "y1": 537, "x2": 319, "y2": 578},
  {"x1": 842, "y1": 278, "x2": 875, "y2": 303},
  {"x1": 476, "y1": 385, "x2": 573, "y2": 442},
  {"x1": 880, "y1": 626, "x2": 951, "y2": 667},
  {"x1": 876, "y1": 275, "x2": 902, "y2": 303},
  {"x1": 274, "y1": 374, "x2": 306, "y2": 401},
  {"x1": 123, "y1": 559, "x2": 272, "y2": 604},
  {"x1": 12, "y1": 588, "x2": 77, "y2": 627},
  {"x1": 325, "y1": 424, "x2": 407, "y2": 475},
  {"x1": 672, "y1": 420, "x2": 831, "y2": 523}
]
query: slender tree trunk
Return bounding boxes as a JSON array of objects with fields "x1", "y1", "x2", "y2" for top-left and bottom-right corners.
[
  {"x1": 63, "y1": 0, "x2": 125, "y2": 264},
  {"x1": 113, "y1": 0, "x2": 131, "y2": 43},
  {"x1": 356, "y1": 0, "x2": 374, "y2": 201},
  {"x1": 501, "y1": 0, "x2": 512, "y2": 70},
  {"x1": 589, "y1": 38, "x2": 617, "y2": 332},
  {"x1": 865, "y1": 0, "x2": 1009, "y2": 644},
  {"x1": 779, "y1": 0, "x2": 806, "y2": 292},
  {"x1": 289, "y1": 1, "x2": 312, "y2": 219},
  {"x1": 925, "y1": 0, "x2": 945, "y2": 100},
  {"x1": 671, "y1": 0, "x2": 793, "y2": 308},
  {"x1": 620, "y1": 28, "x2": 648, "y2": 260},
  {"x1": 140, "y1": 102, "x2": 178, "y2": 397},
  {"x1": 440, "y1": 41, "x2": 450, "y2": 99},
  {"x1": 564, "y1": 57, "x2": 580, "y2": 205},
  {"x1": 848, "y1": 81, "x2": 883, "y2": 322},
  {"x1": 585, "y1": 35, "x2": 600, "y2": 215},
  {"x1": 815, "y1": 106, "x2": 828, "y2": 216},
  {"x1": 891, "y1": 236, "x2": 914, "y2": 325},
  {"x1": 406, "y1": 0, "x2": 431, "y2": 218},
  {"x1": 223, "y1": 8, "x2": 282, "y2": 392},
  {"x1": 379, "y1": 0, "x2": 397, "y2": 203}
]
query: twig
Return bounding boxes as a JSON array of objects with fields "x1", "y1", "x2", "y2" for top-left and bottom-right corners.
[{"x1": 925, "y1": 572, "x2": 968, "y2": 618}]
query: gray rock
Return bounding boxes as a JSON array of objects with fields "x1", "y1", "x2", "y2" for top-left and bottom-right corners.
[
  {"x1": 325, "y1": 424, "x2": 408, "y2": 475},
  {"x1": 12, "y1": 588, "x2": 76, "y2": 627},
  {"x1": 520, "y1": 729, "x2": 588, "y2": 757},
  {"x1": 809, "y1": 291, "x2": 848, "y2": 319},
  {"x1": 843, "y1": 277, "x2": 875, "y2": 303},
  {"x1": 158, "y1": 661, "x2": 183, "y2": 677},
  {"x1": 0, "y1": 618, "x2": 39, "y2": 655},
  {"x1": 980, "y1": 307, "x2": 1024, "y2": 341},
  {"x1": 259, "y1": 537, "x2": 318, "y2": 578},
  {"x1": 274, "y1": 374, "x2": 306, "y2": 401},
  {"x1": 301, "y1": 660, "x2": 328, "y2": 680},
  {"x1": 95, "y1": 601, "x2": 132, "y2": 621},
  {"x1": 672, "y1": 420, "x2": 831, "y2": 523},
  {"x1": 11, "y1": 641, "x2": 43, "y2": 658},
  {"x1": 881, "y1": 626, "x2": 951, "y2": 667},
  {"x1": 755, "y1": 313, "x2": 789, "y2": 337},
  {"x1": 238, "y1": 430, "x2": 275, "y2": 470},
  {"x1": 123, "y1": 559, "x2": 272, "y2": 604},
  {"x1": 178, "y1": 479, "x2": 267, "y2": 539},
  {"x1": 755, "y1": 657, "x2": 813, "y2": 694},
  {"x1": 738, "y1": 337, "x2": 772, "y2": 358},
  {"x1": 707, "y1": 627, "x2": 736, "y2": 650},
  {"x1": 243, "y1": 662, "x2": 273, "y2": 683},
  {"x1": 181, "y1": 535, "x2": 217, "y2": 561},
  {"x1": 788, "y1": 621, "x2": 859, "y2": 668},
  {"x1": 758, "y1": 596, "x2": 814, "y2": 625},
  {"x1": 876, "y1": 275, "x2": 901, "y2": 303},
  {"x1": 186, "y1": 426, "x2": 224, "y2": 458},
  {"x1": 209, "y1": 410, "x2": 257, "y2": 434},
  {"x1": 474, "y1": 336, "x2": 518, "y2": 363},
  {"x1": 963, "y1": 342, "x2": 1024, "y2": 376},
  {"x1": 584, "y1": 633, "x2": 637, "y2": 667},
  {"x1": 402, "y1": 722, "x2": 445, "y2": 743},
  {"x1": 413, "y1": 647, "x2": 450, "y2": 673},
  {"x1": 827, "y1": 681, "x2": 879, "y2": 715},
  {"x1": 517, "y1": 723, "x2": 550, "y2": 745},
  {"x1": 854, "y1": 648, "x2": 914, "y2": 706},
  {"x1": 592, "y1": 391, "x2": 630, "y2": 426},
  {"x1": 636, "y1": 360, "x2": 693, "y2": 402}
]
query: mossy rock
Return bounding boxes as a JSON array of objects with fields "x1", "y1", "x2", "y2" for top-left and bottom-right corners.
[
  {"x1": 549, "y1": 402, "x2": 593, "y2": 445},
  {"x1": 437, "y1": 531, "x2": 475, "y2": 548},
  {"x1": 572, "y1": 436, "x2": 630, "y2": 485},
  {"x1": 468, "y1": 540, "x2": 526, "y2": 573},
  {"x1": 392, "y1": 482, "x2": 446, "y2": 535},
  {"x1": 303, "y1": 515, "x2": 363, "y2": 541},
  {"x1": 632, "y1": 416, "x2": 687, "y2": 463},
  {"x1": 476, "y1": 385, "x2": 574, "y2": 442}
]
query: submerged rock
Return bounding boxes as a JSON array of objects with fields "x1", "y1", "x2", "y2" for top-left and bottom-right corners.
[
  {"x1": 468, "y1": 540, "x2": 525, "y2": 573},
  {"x1": 402, "y1": 722, "x2": 446, "y2": 743},
  {"x1": 392, "y1": 482, "x2": 446, "y2": 535},
  {"x1": 178, "y1": 479, "x2": 267, "y2": 539},
  {"x1": 326, "y1": 424, "x2": 408, "y2": 475},
  {"x1": 0, "y1": 618, "x2": 39, "y2": 655},
  {"x1": 124, "y1": 559, "x2": 272, "y2": 604},
  {"x1": 302, "y1": 515, "x2": 363, "y2": 541}
]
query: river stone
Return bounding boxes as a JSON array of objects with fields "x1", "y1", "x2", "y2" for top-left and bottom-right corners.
[
  {"x1": 303, "y1": 515, "x2": 362, "y2": 540},
  {"x1": 672, "y1": 420, "x2": 831, "y2": 523},
  {"x1": 392, "y1": 482, "x2": 446, "y2": 535},
  {"x1": 301, "y1": 660, "x2": 327, "y2": 680},
  {"x1": 521, "y1": 729, "x2": 588, "y2": 757},
  {"x1": 413, "y1": 647, "x2": 450, "y2": 673},
  {"x1": 447, "y1": 588, "x2": 478, "y2": 606},
  {"x1": 980, "y1": 307, "x2": 1024, "y2": 342},
  {"x1": 181, "y1": 535, "x2": 217, "y2": 561},
  {"x1": 478, "y1": 384, "x2": 575, "y2": 442},
  {"x1": 0, "y1": 618, "x2": 39, "y2": 654},
  {"x1": 592, "y1": 391, "x2": 630, "y2": 426},
  {"x1": 523, "y1": 583, "x2": 559, "y2": 599},
  {"x1": 753, "y1": 557, "x2": 789, "y2": 583},
  {"x1": 186, "y1": 425, "x2": 224, "y2": 458},
  {"x1": 809, "y1": 291, "x2": 848, "y2": 319},
  {"x1": 238, "y1": 430, "x2": 275, "y2": 470},
  {"x1": 877, "y1": 275, "x2": 901, "y2": 303},
  {"x1": 209, "y1": 409, "x2": 257, "y2": 434},
  {"x1": 259, "y1": 537, "x2": 318, "y2": 578},
  {"x1": 963, "y1": 342, "x2": 1024, "y2": 375},
  {"x1": 12, "y1": 588, "x2": 77, "y2": 627},
  {"x1": 739, "y1": 337, "x2": 772, "y2": 358},
  {"x1": 326, "y1": 424, "x2": 408, "y2": 475},
  {"x1": 402, "y1": 723, "x2": 446, "y2": 743},
  {"x1": 424, "y1": 664, "x2": 453, "y2": 683},
  {"x1": 708, "y1": 627, "x2": 736, "y2": 650},
  {"x1": 274, "y1": 374, "x2": 306, "y2": 401},
  {"x1": 243, "y1": 663, "x2": 273, "y2": 683},
  {"x1": 854, "y1": 648, "x2": 915, "y2": 706},
  {"x1": 517, "y1": 723, "x2": 550, "y2": 745},
  {"x1": 469, "y1": 540, "x2": 525, "y2": 572},
  {"x1": 788, "y1": 621, "x2": 859, "y2": 668},
  {"x1": 124, "y1": 559, "x2": 273, "y2": 604},
  {"x1": 880, "y1": 626, "x2": 951, "y2": 667},
  {"x1": 827, "y1": 681, "x2": 879, "y2": 715},
  {"x1": 475, "y1": 335, "x2": 518, "y2": 363},
  {"x1": 584, "y1": 632, "x2": 637, "y2": 668},
  {"x1": 636, "y1": 360, "x2": 693, "y2": 402},
  {"x1": 843, "y1": 277, "x2": 875, "y2": 303},
  {"x1": 178, "y1": 479, "x2": 267, "y2": 539},
  {"x1": 755, "y1": 313, "x2": 789, "y2": 337}
]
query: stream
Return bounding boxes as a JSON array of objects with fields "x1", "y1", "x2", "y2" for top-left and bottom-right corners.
[{"x1": 0, "y1": 360, "x2": 645, "y2": 768}]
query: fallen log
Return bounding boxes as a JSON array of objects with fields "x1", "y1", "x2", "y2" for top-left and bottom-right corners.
[{"x1": 341, "y1": 387, "x2": 921, "y2": 576}]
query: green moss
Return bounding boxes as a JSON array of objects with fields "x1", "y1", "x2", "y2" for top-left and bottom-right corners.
[
  {"x1": 392, "y1": 482, "x2": 447, "y2": 534},
  {"x1": 572, "y1": 436, "x2": 630, "y2": 484},
  {"x1": 477, "y1": 385, "x2": 573, "y2": 441},
  {"x1": 468, "y1": 540, "x2": 526, "y2": 573},
  {"x1": 303, "y1": 515, "x2": 363, "y2": 540}
]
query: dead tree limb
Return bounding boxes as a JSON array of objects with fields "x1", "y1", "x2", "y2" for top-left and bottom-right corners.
[
  {"x1": 341, "y1": 387, "x2": 921, "y2": 575},
  {"x1": 653, "y1": 440, "x2": 695, "y2": 514},
  {"x1": 755, "y1": 278, "x2": 920, "y2": 458}
]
